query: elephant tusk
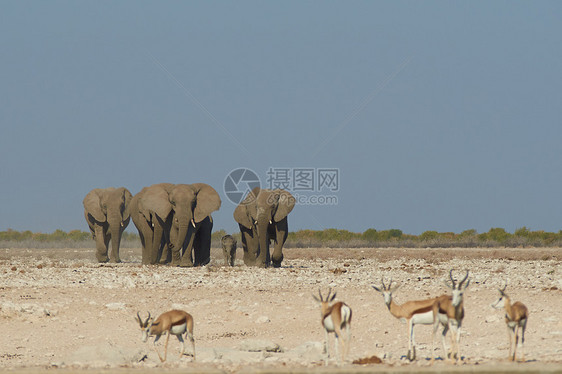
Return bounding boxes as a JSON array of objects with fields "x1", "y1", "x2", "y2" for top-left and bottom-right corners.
[
  {"x1": 254, "y1": 220, "x2": 258, "y2": 226},
  {"x1": 120, "y1": 222, "x2": 124, "y2": 227},
  {"x1": 151, "y1": 222, "x2": 154, "y2": 228},
  {"x1": 269, "y1": 220, "x2": 272, "y2": 225},
  {"x1": 191, "y1": 218, "x2": 196, "y2": 228}
]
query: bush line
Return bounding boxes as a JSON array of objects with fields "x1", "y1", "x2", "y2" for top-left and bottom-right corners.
[{"x1": 1, "y1": 227, "x2": 561, "y2": 248}]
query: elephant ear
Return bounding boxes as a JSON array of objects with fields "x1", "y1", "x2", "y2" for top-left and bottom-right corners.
[
  {"x1": 137, "y1": 196, "x2": 151, "y2": 222},
  {"x1": 142, "y1": 185, "x2": 173, "y2": 220},
  {"x1": 83, "y1": 189, "x2": 106, "y2": 222},
  {"x1": 234, "y1": 188, "x2": 260, "y2": 229},
  {"x1": 191, "y1": 183, "x2": 221, "y2": 223},
  {"x1": 233, "y1": 203, "x2": 251, "y2": 229},
  {"x1": 132, "y1": 188, "x2": 149, "y2": 221},
  {"x1": 274, "y1": 189, "x2": 295, "y2": 222}
]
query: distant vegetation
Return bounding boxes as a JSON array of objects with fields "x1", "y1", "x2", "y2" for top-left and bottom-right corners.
[
  {"x1": 285, "y1": 227, "x2": 562, "y2": 248},
  {"x1": 0, "y1": 229, "x2": 140, "y2": 248},
  {"x1": 1, "y1": 227, "x2": 562, "y2": 248}
]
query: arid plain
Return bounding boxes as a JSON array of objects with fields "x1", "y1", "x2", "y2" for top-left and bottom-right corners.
[{"x1": 0, "y1": 246, "x2": 560, "y2": 373}]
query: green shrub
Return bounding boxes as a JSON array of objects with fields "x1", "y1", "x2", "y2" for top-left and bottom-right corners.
[
  {"x1": 362, "y1": 228, "x2": 378, "y2": 241},
  {"x1": 420, "y1": 230, "x2": 439, "y2": 241},
  {"x1": 487, "y1": 227, "x2": 510, "y2": 242},
  {"x1": 514, "y1": 227, "x2": 530, "y2": 237},
  {"x1": 459, "y1": 229, "x2": 477, "y2": 237}
]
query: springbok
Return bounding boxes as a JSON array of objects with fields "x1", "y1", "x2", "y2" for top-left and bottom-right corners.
[
  {"x1": 431, "y1": 270, "x2": 470, "y2": 364},
  {"x1": 136, "y1": 310, "x2": 195, "y2": 362},
  {"x1": 491, "y1": 283, "x2": 529, "y2": 362},
  {"x1": 312, "y1": 288, "x2": 352, "y2": 365},
  {"x1": 372, "y1": 279, "x2": 441, "y2": 361}
]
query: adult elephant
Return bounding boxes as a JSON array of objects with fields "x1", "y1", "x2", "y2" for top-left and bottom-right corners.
[
  {"x1": 130, "y1": 183, "x2": 221, "y2": 266},
  {"x1": 83, "y1": 187, "x2": 132, "y2": 263},
  {"x1": 129, "y1": 184, "x2": 173, "y2": 265},
  {"x1": 233, "y1": 187, "x2": 295, "y2": 268}
]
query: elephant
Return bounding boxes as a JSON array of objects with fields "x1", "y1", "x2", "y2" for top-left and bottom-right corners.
[
  {"x1": 221, "y1": 234, "x2": 237, "y2": 266},
  {"x1": 130, "y1": 184, "x2": 173, "y2": 265},
  {"x1": 83, "y1": 187, "x2": 132, "y2": 263},
  {"x1": 233, "y1": 187, "x2": 295, "y2": 268},
  {"x1": 130, "y1": 183, "x2": 221, "y2": 266}
]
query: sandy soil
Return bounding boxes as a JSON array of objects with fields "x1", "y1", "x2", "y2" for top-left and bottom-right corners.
[{"x1": 0, "y1": 246, "x2": 561, "y2": 373}]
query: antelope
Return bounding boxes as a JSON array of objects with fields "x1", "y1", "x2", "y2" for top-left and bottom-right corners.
[
  {"x1": 372, "y1": 279, "x2": 441, "y2": 361},
  {"x1": 431, "y1": 270, "x2": 470, "y2": 364},
  {"x1": 312, "y1": 288, "x2": 352, "y2": 365},
  {"x1": 136, "y1": 310, "x2": 195, "y2": 362},
  {"x1": 491, "y1": 283, "x2": 529, "y2": 362}
]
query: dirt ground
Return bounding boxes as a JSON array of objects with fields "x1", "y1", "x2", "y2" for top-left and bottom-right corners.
[{"x1": 0, "y1": 246, "x2": 561, "y2": 373}]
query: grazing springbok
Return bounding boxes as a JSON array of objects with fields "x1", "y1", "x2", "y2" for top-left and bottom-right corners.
[
  {"x1": 491, "y1": 283, "x2": 529, "y2": 362},
  {"x1": 136, "y1": 310, "x2": 195, "y2": 362},
  {"x1": 372, "y1": 279, "x2": 441, "y2": 361},
  {"x1": 312, "y1": 288, "x2": 352, "y2": 365},
  {"x1": 431, "y1": 270, "x2": 470, "y2": 364}
]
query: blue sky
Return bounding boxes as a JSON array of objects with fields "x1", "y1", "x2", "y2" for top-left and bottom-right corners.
[{"x1": 1, "y1": 1, "x2": 561, "y2": 235}]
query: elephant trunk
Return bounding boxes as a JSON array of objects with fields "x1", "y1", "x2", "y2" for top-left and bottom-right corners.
[
  {"x1": 175, "y1": 223, "x2": 189, "y2": 250},
  {"x1": 108, "y1": 215, "x2": 123, "y2": 263},
  {"x1": 256, "y1": 216, "x2": 271, "y2": 267}
]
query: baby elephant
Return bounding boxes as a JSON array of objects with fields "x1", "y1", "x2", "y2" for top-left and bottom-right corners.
[{"x1": 221, "y1": 235, "x2": 237, "y2": 266}]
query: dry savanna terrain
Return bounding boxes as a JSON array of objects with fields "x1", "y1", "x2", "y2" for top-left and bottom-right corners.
[{"x1": 0, "y1": 246, "x2": 561, "y2": 373}]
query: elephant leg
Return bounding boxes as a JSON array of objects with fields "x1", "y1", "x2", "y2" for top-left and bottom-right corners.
[
  {"x1": 132, "y1": 214, "x2": 152, "y2": 265},
  {"x1": 194, "y1": 218, "x2": 212, "y2": 266},
  {"x1": 86, "y1": 219, "x2": 96, "y2": 240},
  {"x1": 159, "y1": 242, "x2": 171, "y2": 264},
  {"x1": 179, "y1": 225, "x2": 196, "y2": 267},
  {"x1": 271, "y1": 218, "x2": 288, "y2": 268},
  {"x1": 155, "y1": 215, "x2": 172, "y2": 264},
  {"x1": 151, "y1": 221, "x2": 165, "y2": 265},
  {"x1": 94, "y1": 225, "x2": 109, "y2": 263},
  {"x1": 193, "y1": 234, "x2": 203, "y2": 266},
  {"x1": 141, "y1": 225, "x2": 154, "y2": 265},
  {"x1": 240, "y1": 226, "x2": 257, "y2": 266}
]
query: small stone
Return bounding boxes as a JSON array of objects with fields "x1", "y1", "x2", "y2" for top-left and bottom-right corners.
[
  {"x1": 255, "y1": 315, "x2": 270, "y2": 324},
  {"x1": 105, "y1": 302, "x2": 126, "y2": 311},
  {"x1": 239, "y1": 339, "x2": 282, "y2": 352}
]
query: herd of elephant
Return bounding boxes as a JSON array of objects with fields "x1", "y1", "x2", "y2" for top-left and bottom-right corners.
[{"x1": 83, "y1": 184, "x2": 295, "y2": 268}]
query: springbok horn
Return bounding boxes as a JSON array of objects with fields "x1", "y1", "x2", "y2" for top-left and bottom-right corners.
[
  {"x1": 501, "y1": 282, "x2": 508, "y2": 293},
  {"x1": 136, "y1": 311, "x2": 142, "y2": 326},
  {"x1": 144, "y1": 312, "x2": 151, "y2": 326},
  {"x1": 449, "y1": 269, "x2": 456, "y2": 288},
  {"x1": 381, "y1": 278, "x2": 386, "y2": 290},
  {"x1": 459, "y1": 270, "x2": 469, "y2": 287},
  {"x1": 318, "y1": 288, "x2": 323, "y2": 302}
]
